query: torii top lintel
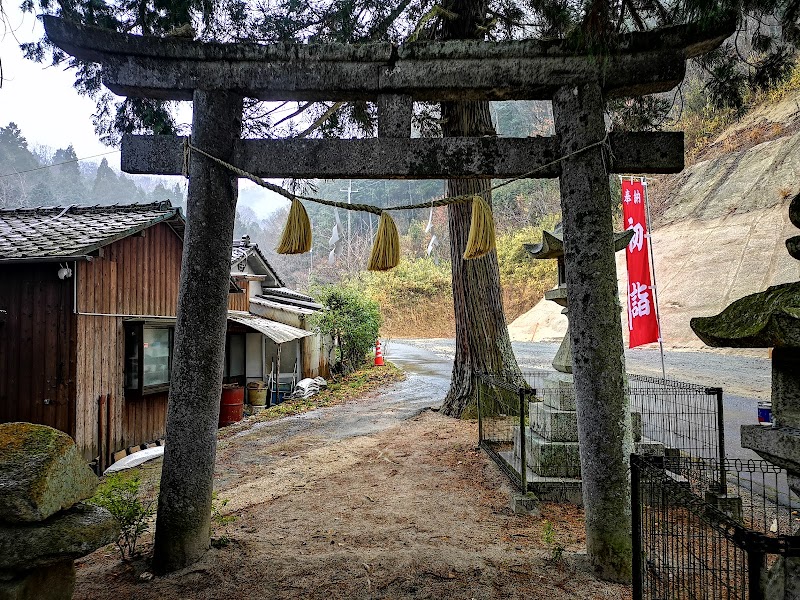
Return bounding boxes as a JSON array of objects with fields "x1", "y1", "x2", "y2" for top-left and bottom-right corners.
[{"x1": 43, "y1": 15, "x2": 734, "y2": 103}]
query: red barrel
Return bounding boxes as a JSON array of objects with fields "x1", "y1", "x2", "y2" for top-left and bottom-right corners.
[{"x1": 219, "y1": 385, "x2": 244, "y2": 427}]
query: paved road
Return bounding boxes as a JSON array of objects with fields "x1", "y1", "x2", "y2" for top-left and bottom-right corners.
[{"x1": 388, "y1": 338, "x2": 773, "y2": 461}]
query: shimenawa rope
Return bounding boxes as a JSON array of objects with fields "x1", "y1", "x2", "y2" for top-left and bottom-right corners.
[{"x1": 182, "y1": 134, "x2": 610, "y2": 270}]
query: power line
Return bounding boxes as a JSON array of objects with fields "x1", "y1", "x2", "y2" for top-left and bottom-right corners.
[{"x1": 0, "y1": 149, "x2": 121, "y2": 179}]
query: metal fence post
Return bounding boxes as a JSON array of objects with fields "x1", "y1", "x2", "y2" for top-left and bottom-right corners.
[
  {"x1": 631, "y1": 454, "x2": 643, "y2": 600},
  {"x1": 519, "y1": 388, "x2": 527, "y2": 493},
  {"x1": 748, "y1": 550, "x2": 764, "y2": 600},
  {"x1": 708, "y1": 387, "x2": 727, "y2": 493}
]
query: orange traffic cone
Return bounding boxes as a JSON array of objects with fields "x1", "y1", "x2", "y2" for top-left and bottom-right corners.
[{"x1": 374, "y1": 339, "x2": 385, "y2": 366}]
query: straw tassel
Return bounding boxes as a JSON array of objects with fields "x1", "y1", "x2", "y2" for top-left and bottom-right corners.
[
  {"x1": 463, "y1": 195, "x2": 496, "y2": 259},
  {"x1": 277, "y1": 198, "x2": 312, "y2": 254},
  {"x1": 367, "y1": 212, "x2": 400, "y2": 271}
]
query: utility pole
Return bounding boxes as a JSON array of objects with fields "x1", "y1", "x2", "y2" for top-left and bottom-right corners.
[{"x1": 340, "y1": 180, "x2": 359, "y2": 269}]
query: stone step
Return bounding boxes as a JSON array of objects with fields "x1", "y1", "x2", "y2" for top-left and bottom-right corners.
[
  {"x1": 498, "y1": 449, "x2": 584, "y2": 506},
  {"x1": 528, "y1": 401, "x2": 643, "y2": 443},
  {"x1": 525, "y1": 430, "x2": 582, "y2": 478},
  {"x1": 514, "y1": 429, "x2": 665, "y2": 479},
  {"x1": 535, "y1": 386, "x2": 576, "y2": 412},
  {"x1": 529, "y1": 401, "x2": 578, "y2": 442}
]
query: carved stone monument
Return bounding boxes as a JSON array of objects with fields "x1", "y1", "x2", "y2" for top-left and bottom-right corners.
[
  {"x1": 511, "y1": 224, "x2": 659, "y2": 503},
  {"x1": 524, "y1": 223, "x2": 634, "y2": 373}
]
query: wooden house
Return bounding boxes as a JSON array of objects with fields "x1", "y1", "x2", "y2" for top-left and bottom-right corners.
[
  {"x1": 1, "y1": 203, "x2": 328, "y2": 466},
  {"x1": 226, "y1": 236, "x2": 328, "y2": 400},
  {"x1": 0, "y1": 202, "x2": 184, "y2": 464}
]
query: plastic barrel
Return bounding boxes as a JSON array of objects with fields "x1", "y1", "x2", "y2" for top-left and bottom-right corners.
[
  {"x1": 247, "y1": 381, "x2": 268, "y2": 406},
  {"x1": 758, "y1": 400, "x2": 772, "y2": 426},
  {"x1": 219, "y1": 385, "x2": 244, "y2": 427}
]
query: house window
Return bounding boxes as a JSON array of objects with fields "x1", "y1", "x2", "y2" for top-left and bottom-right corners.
[{"x1": 125, "y1": 323, "x2": 174, "y2": 394}]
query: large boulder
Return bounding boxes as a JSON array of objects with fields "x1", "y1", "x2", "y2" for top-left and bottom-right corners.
[
  {"x1": 0, "y1": 423, "x2": 97, "y2": 523},
  {"x1": 0, "y1": 503, "x2": 117, "y2": 570}
]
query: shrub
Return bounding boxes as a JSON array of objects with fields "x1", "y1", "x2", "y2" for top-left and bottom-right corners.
[
  {"x1": 90, "y1": 473, "x2": 156, "y2": 561},
  {"x1": 311, "y1": 284, "x2": 382, "y2": 374}
]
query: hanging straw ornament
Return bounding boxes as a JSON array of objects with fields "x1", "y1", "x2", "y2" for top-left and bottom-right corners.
[
  {"x1": 463, "y1": 195, "x2": 496, "y2": 260},
  {"x1": 367, "y1": 212, "x2": 400, "y2": 271},
  {"x1": 277, "y1": 198, "x2": 312, "y2": 254}
]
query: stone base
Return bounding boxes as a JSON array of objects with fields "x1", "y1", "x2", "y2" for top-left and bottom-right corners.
[
  {"x1": 703, "y1": 491, "x2": 743, "y2": 522},
  {"x1": 499, "y1": 450, "x2": 584, "y2": 505},
  {"x1": 0, "y1": 561, "x2": 75, "y2": 600},
  {"x1": 510, "y1": 493, "x2": 540, "y2": 515},
  {"x1": 515, "y1": 429, "x2": 664, "y2": 479}
]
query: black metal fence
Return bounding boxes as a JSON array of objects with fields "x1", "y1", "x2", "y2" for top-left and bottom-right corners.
[
  {"x1": 477, "y1": 371, "x2": 726, "y2": 501},
  {"x1": 632, "y1": 454, "x2": 800, "y2": 600}
]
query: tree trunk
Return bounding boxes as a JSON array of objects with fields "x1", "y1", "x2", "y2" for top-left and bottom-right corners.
[
  {"x1": 152, "y1": 90, "x2": 243, "y2": 573},
  {"x1": 552, "y1": 82, "x2": 633, "y2": 583},
  {"x1": 438, "y1": 0, "x2": 523, "y2": 417}
]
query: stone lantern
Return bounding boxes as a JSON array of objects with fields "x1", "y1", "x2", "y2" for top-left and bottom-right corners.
[
  {"x1": 525, "y1": 222, "x2": 634, "y2": 373},
  {"x1": 691, "y1": 195, "x2": 800, "y2": 600}
]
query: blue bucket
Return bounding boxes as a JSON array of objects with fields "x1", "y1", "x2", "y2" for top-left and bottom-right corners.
[{"x1": 757, "y1": 401, "x2": 772, "y2": 426}]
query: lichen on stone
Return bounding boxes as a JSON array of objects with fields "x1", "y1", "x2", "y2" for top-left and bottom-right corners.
[{"x1": 690, "y1": 282, "x2": 800, "y2": 348}]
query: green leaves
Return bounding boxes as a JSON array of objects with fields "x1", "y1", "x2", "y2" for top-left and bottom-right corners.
[
  {"x1": 90, "y1": 473, "x2": 156, "y2": 561},
  {"x1": 310, "y1": 284, "x2": 382, "y2": 375}
]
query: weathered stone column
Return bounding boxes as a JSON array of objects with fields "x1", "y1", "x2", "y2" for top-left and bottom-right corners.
[
  {"x1": 552, "y1": 83, "x2": 633, "y2": 582},
  {"x1": 153, "y1": 90, "x2": 242, "y2": 573}
]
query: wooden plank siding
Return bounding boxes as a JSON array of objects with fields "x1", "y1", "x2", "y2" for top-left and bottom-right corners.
[
  {"x1": 228, "y1": 288, "x2": 249, "y2": 311},
  {"x1": 74, "y1": 222, "x2": 182, "y2": 460},
  {"x1": 0, "y1": 264, "x2": 75, "y2": 438}
]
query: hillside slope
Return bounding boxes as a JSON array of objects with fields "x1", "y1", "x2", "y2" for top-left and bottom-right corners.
[{"x1": 510, "y1": 92, "x2": 800, "y2": 348}]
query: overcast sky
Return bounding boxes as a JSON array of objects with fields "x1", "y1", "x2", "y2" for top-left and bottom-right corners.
[{"x1": 0, "y1": 7, "x2": 287, "y2": 218}]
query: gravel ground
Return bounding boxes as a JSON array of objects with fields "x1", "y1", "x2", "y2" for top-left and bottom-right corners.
[{"x1": 73, "y1": 372, "x2": 629, "y2": 600}]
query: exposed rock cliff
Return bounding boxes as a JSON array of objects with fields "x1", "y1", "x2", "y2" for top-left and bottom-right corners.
[{"x1": 510, "y1": 92, "x2": 800, "y2": 348}]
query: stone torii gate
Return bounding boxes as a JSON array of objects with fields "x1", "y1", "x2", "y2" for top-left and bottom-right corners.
[{"x1": 45, "y1": 15, "x2": 732, "y2": 581}]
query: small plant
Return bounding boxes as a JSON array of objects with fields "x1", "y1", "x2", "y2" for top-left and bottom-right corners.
[
  {"x1": 211, "y1": 492, "x2": 237, "y2": 527},
  {"x1": 541, "y1": 520, "x2": 565, "y2": 562},
  {"x1": 90, "y1": 473, "x2": 156, "y2": 561}
]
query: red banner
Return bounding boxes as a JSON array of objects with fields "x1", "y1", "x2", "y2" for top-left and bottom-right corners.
[{"x1": 622, "y1": 179, "x2": 660, "y2": 348}]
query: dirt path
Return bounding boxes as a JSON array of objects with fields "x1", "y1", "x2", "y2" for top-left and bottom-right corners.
[{"x1": 73, "y1": 382, "x2": 629, "y2": 599}]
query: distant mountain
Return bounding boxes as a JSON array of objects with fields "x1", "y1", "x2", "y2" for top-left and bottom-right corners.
[{"x1": 0, "y1": 122, "x2": 185, "y2": 210}]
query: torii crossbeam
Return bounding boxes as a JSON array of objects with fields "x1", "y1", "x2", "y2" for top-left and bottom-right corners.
[{"x1": 44, "y1": 13, "x2": 734, "y2": 581}]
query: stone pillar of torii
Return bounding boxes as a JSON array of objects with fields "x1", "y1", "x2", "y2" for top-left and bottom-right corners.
[{"x1": 45, "y1": 14, "x2": 733, "y2": 580}]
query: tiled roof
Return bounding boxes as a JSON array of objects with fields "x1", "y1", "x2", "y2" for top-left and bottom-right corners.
[
  {"x1": 0, "y1": 202, "x2": 183, "y2": 262},
  {"x1": 259, "y1": 287, "x2": 324, "y2": 310},
  {"x1": 230, "y1": 236, "x2": 284, "y2": 287}
]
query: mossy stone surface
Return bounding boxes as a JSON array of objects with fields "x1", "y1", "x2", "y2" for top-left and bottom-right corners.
[
  {"x1": 0, "y1": 423, "x2": 97, "y2": 523},
  {"x1": 0, "y1": 503, "x2": 115, "y2": 569},
  {"x1": 690, "y1": 282, "x2": 800, "y2": 348}
]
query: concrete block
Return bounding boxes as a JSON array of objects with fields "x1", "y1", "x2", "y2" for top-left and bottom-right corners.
[
  {"x1": 527, "y1": 431, "x2": 582, "y2": 478},
  {"x1": 530, "y1": 402, "x2": 578, "y2": 442}
]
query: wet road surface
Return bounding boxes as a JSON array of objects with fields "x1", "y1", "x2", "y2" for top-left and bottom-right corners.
[{"x1": 392, "y1": 338, "x2": 773, "y2": 461}]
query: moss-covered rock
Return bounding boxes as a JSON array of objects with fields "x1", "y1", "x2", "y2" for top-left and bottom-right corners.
[
  {"x1": 0, "y1": 423, "x2": 98, "y2": 523},
  {"x1": 0, "y1": 503, "x2": 116, "y2": 570},
  {"x1": 690, "y1": 282, "x2": 800, "y2": 348}
]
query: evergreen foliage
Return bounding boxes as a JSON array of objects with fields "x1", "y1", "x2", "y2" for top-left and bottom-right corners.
[
  {"x1": 310, "y1": 284, "x2": 382, "y2": 375},
  {"x1": 0, "y1": 122, "x2": 186, "y2": 208},
  {"x1": 20, "y1": 0, "x2": 800, "y2": 141}
]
